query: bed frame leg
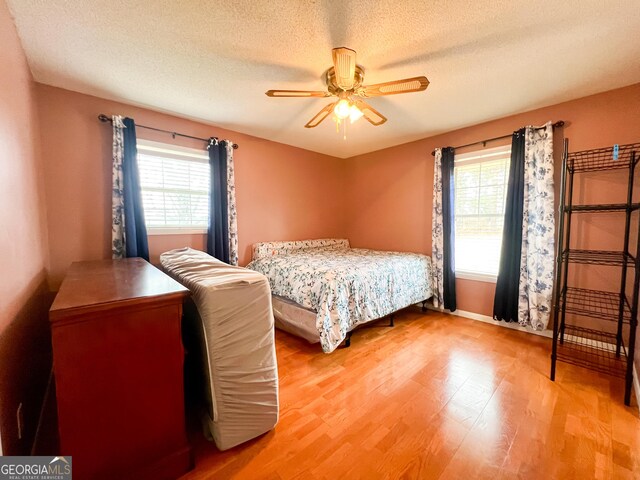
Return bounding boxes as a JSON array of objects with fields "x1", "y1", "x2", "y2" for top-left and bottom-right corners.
[
  {"x1": 421, "y1": 300, "x2": 427, "y2": 312},
  {"x1": 344, "y1": 332, "x2": 352, "y2": 348},
  {"x1": 389, "y1": 315, "x2": 394, "y2": 327}
]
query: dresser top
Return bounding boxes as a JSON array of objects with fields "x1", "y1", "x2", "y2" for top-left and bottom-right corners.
[{"x1": 50, "y1": 258, "x2": 189, "y2": 321}]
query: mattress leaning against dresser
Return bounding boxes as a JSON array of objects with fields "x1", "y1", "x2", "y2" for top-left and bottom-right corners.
[
  {"x1": 160, "y1": 247, "x2": 279, "y2": 451},
  {"x1": 247, "y1": 239, "x2": 433, "y2": 353}
]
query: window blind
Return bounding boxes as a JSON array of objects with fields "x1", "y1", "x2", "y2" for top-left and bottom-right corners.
[
  {"x1": 137, "y1": 141, "x2": 210, "y2": 231},
  {"x1": 454, "y1": 146, "x2": 511, "y2": 276}
]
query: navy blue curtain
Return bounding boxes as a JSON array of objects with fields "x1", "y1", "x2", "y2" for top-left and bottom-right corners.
[
  {"x1": 493, "y1": 128, "x2": 526, "y2": 321},
  {"x1": 441, "y1": 147, "x2": 457, "y2": 311},
  {"x1": 121, "y1": 118, "x2": 149, "y2": 261},
  {"x1": 207, "y1": 139, "x2": 230, "y2": 263}
]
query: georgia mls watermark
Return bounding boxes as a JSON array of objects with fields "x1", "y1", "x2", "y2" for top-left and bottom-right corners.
[{"x1": 0, "y1": 456, "x2": 72, "y2": 480}]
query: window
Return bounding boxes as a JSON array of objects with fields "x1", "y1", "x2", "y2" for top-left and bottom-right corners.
[
  {"x1": 454, "y1": 145, "x2": 510, "y2": 281},
  {"x1": 137, "y1": 139, "x2": 210, "y2": 234}
]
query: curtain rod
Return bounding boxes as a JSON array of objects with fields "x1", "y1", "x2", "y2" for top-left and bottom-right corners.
[
  {"x1": 430, "y1": 121, "x2": 564, "y2": 156},
  {"x1": 97, "y1": 114, "x2": 239, "y2": 149}
]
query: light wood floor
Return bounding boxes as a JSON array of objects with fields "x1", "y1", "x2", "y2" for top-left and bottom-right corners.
[{"x1": 180, "y1": 309, "x2": 640, "y2": 480}]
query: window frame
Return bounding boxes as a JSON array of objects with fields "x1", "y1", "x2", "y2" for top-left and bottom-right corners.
[
  {"x1": 453, "y1": 145, "x2": 511, "y2": 283},
  {"x1": 136, "y1": 139, "x2": 210, "y2": 236}
]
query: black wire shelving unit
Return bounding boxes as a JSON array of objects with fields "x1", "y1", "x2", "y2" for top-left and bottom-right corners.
[{"x1": 550, "y1": 140, "x2": 640, "y2": 405}]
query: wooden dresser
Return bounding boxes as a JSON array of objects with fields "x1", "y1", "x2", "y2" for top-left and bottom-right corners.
[{"x1": 50, "y1": 258, "x2": 192, "y2": 480}]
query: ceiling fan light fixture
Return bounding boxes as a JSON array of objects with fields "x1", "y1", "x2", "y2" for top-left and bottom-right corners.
[
  {"x1": 334, "y1": 99, "x2": 351, "y2": 119},
  {"x1": 349, "y1": 104, "x2": 364, "y2": 123}
]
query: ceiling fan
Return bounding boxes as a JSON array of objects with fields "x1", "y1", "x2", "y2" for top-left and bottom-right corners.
[{"x1": 266, "y1": 47, "x2": 430, "y2": 128}]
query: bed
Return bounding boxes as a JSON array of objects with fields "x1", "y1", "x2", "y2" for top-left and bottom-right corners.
[{"x1": 246, "y1": 239, "x2": 433, "y2": 353}]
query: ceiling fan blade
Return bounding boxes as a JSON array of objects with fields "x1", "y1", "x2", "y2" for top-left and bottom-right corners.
[
  {"x1": 304, "y1": 102, "x2": 337, "y2": 128},
  {"x1": 266, "y1": 90, "x2": 330, "y2": 97},
  {"x1": 356, "y1": 76, "x2": 429, "y2": 97},
  {"x1": 353, "y1": 99, "x2": 387, "y2": 126},
  {"x1": 332, "y1": 47, "x2": 357, "y2": 91}
]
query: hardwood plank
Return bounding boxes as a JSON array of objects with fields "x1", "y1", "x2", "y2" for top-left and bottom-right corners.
[{"x1": 179, "y1": 309, "x2": 640, "y2": 480}]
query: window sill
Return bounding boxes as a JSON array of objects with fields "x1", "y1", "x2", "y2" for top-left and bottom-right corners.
[
  {"x1": 456, "y1": 271, "x2": 497, "y2": 283},
  {"x1": 147, "y1": 228, "x2": 207, "y2": 236}
]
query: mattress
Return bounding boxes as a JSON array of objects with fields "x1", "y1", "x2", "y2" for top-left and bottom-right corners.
[
  {"x1": 160, "y1": 248, "x2": 279, "y2": 451},
  {"x1": 247, "y1": 239, "x2": 433, "y2": 353}
]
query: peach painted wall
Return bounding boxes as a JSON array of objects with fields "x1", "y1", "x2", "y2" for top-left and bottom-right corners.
[
  {"x1": 0, "y1": 0, "x2": 52, "y2": 455},
  {"x1": 344, "y1": 83, "x2": 640, "y2": 319},
  {"x1": 35, "y1": 85, "x2": 346, "y2": 287}
]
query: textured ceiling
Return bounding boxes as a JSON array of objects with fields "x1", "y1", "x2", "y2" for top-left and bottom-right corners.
[{"x1": 7, "y1": 0, "x2": 640, "y2": 158}]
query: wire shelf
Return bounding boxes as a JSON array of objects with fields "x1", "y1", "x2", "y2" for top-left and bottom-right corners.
[
  {"x1": 565, "y1": 203, "x2": 640, "y2": 213},
  {"x1": 563, "y1": 249, "x2": 633, "y2": 266},
  {"x1": 567, "y1": 143, "x2": 640, "y2": 172},
  {"x1": 559, "y1": 287, "x2": 630, "y2": 323},
  {"x1": 552, "y1": 139, "x2": 640, "y2": 405},
  {"x1": 556, "y1": 325, "x2": 627, "y2": 378}
]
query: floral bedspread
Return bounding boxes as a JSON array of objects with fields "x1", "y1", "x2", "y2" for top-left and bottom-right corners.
[{"x1": 247, "y1": 247, "x2": 432, "y2": 353}]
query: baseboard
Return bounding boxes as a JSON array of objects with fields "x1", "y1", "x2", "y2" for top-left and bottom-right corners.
[{"x1": 425, "y1": 304, "x2": 552, "y2": 338}]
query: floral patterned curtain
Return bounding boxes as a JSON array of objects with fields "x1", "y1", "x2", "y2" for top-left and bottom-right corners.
[
  {"x1": 111, "y1": 116, "x2": 126, "y2": 258},
  {"x1": 225, "y1": 140, "x2": 238, "y2": 266},
  {"x1": 432, "y1": 147, "x2": 457, "y2": 311},
  {"x1": 110, "y1": 115, "x2": 149, "y2": 261},
  {"x1": 518, "y1": 122, "x2": 555, "y2": 329},
  {"x1": 432, "y1": 148, "x2": 445, "y2": 308}
]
